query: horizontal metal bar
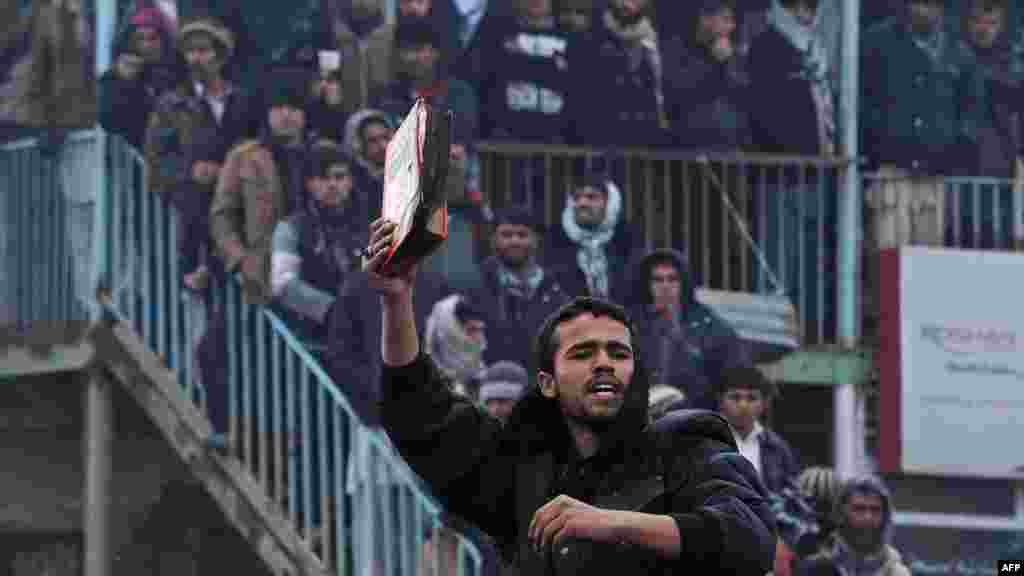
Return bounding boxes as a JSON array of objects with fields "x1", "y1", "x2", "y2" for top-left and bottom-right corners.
[
  {"x1": 892, "y1": 511, "x2": 1024, "y2": 532},
  {"x1": 474, "y1": 140, "x2": 855, "y2": 167}
]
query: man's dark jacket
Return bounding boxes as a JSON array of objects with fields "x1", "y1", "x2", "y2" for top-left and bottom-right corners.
[
  {"x1": 381, "y1": 351, "x2": 776, "y2": 574},
  {"x1": 627, "y1": 249, "x2": 744, "y2": 411},
  {"x1": 469, "y1": 256, "x2": 570, "y2": 368}
]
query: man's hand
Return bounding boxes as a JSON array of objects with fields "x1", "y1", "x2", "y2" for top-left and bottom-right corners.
[
  {"x1": 528, "y1": 495, "x2": 624, "y2": 554},
  {"x1": 362, "y1": 219, "x2": 416, "y2": 300},
  {"x1": 116, "y1": 53, "x2": 143, "y2": 81}
]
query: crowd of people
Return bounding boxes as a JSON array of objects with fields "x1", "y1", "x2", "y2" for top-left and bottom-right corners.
[{"x1": 4, "y1": 0, "x2": 1019, "y2": 573}]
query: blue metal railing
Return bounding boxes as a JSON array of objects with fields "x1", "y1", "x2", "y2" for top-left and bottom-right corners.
[
  {"x1": 863, "y1": 173, "x2": 1024, "y2": 251},
  {"x1": 2, "y1": 132, "x2": 484, "y2": 575}
]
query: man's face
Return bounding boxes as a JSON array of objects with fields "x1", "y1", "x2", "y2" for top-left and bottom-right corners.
[
  {"x1": 908, "y1": 1, "x2": 944, "y2": 33},
  {"x1": 309, "y1": 163, "x2": 354, "y2": 208},
  {"x1": 362, "y1": 122, "x2": 393, "y2": 167},
  {"x1": 719, "y1": 387, "x2": 764, "y2": 437},
  {"x1": 612, "y1": 0, "x2": 648, "y2": 21},
  {"x1": 462, "y1": 318, "x2": 487, "y2": 345},
  {"x1": 698, "y1": 6, "x2": 736, "y2": 44},
  {"x1": 400, "y1": 0, "x2": 431, "y2": 18},
  {"x1": 842, "y1": 492, "x2": 885, "y2": 552},
  {"x1": 524, "y1": 0, "x2": 553, "y2": 20},
  {"x1": 486, "y1": 398, "x2": 518, "y2": 423},
  {"x1": 134, "y1": 26, "x2": 163, "y2": 62},
  {"x1": 967, "y1": 6, "x2": 1005, "y2": 49},
  {"x1": 398, "y1": 44, "x2": 440, "y2": 83},
  {"x1": 572, "y1": 186, "x2": 607, "y2": 228},
  {"x1": 313, "y1": 71, "x2": 344, "y2": 107},
  {"x1": 493, "y1": 223, "x2": 535, "y2": 268},
  {"x1": 184, "y1": 35, "x2": 222, "y2": 80},
  {"x1": 781, "y1": 0, "x2": 818, "y2": 27},
  {"x1": 268, "y1": 106, "x2": 306, "y2": 142},
  {"x1": 649, "y1": 263, "x2": 681, "y2": 312},
  {"x1": 541, "y1": 314, "x2": 635, "y2": 427}
]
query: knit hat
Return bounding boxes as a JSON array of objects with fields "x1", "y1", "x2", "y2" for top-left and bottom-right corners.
[
  {"x1": 179, "y1": 18, "x2": 235, "y2": 58},
  {"x1": 131, "y1": 7, "x2": 173, "y2": 37},
  {"x1": 493, "y1": 205, "x2": 542, "y2": 232},
  {"x1": 264, "y1": 68, "x2": 311, "y2": 110},
  {"x1": 477, "y1": 361, "x2": 528, "y2": 404}
]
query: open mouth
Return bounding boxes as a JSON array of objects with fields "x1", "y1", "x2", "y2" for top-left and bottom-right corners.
[{"x1": 588, "y1": 380, "x2": 621, "y2": 400}]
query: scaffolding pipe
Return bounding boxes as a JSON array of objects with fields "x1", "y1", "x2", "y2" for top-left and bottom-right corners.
[
  {"x1": 84, "y1": 3, "x2": 116, "y2": 576},
  {"x1": 83, "y1": 370, "x2": 114, "y2": 576},
  {"x1": 835, "y1": 0, "x2": 863, "y2": 480}
]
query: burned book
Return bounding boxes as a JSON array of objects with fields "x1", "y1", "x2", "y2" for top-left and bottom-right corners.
[{"x1": 379, "y1": 99, "x2": 452, "y2": 277}]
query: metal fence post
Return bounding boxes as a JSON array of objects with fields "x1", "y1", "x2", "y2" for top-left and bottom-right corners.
[
  {"x1": 835, "y1": 0, "x2": 863, "y2": 479},
  {"x1": 83, "y1": 369, "x2": 114, "y2": 576}
]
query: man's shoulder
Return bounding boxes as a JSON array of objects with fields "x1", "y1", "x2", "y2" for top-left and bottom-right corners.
[{"x1": 650, "y1": 409, "x2": 736, "y2": 452}]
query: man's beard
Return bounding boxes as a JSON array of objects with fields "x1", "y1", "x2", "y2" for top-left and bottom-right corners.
[{"x1": 841, "y1": 525, "x2": 882, "y2": 555}]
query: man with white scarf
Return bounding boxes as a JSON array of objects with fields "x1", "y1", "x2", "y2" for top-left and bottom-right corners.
[{"x1": 543, "y1": 169, "x2": 643, "y2": 305}]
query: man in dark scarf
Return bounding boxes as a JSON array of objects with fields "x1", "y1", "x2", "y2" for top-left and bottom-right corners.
[{"x1": 363, "y1": 217, "x2": 776, "y2": 574}]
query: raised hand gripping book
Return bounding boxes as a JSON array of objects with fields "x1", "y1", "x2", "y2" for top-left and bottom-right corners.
[{"x1": 379, "y1": 98, "x2": 452, "y2": 277}]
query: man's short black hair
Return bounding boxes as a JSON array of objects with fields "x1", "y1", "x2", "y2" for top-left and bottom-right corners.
[
  {"x1": 534, "y1": 297, "x2": 639, "y2": 375},
  {"x1": 304, "y1": 146, "x2": 351, "y2": 181},
  {"x1": 716, "y1": 364, "x2": 777, "y2": 398}
]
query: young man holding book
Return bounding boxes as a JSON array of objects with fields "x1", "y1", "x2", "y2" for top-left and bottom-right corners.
[{"x1": 359, "y1": 218, "x2": 776, "y2": 574}]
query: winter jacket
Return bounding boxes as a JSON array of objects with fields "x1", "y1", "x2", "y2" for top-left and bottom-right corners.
[
  {"x1": 747, "y1": 26, "x2": 829, "y2": 156},
  {"x1": 662, "y1": 35, "x2": 752, "y2": 151},
  {"x1": 21, "y1": 0, "x2": 96, "y2": 130},
  {"x1": 270, "y1": 202, "x2": 367, "y2": 349},
  {"x1": 795, "y1": 475, "x2": 910, "y2": 576},
  {"x1": 627, "y1": 249, "x2": 744, "y2": 411},
  {"x1": 99, "y1": 22, "x2": 181, "y2": 149},
  {"x1": 380, "y1": 350, "x2": 777, "y2": 574},
  {"x1": 332, "y1": 17, "x2": 396, "y2": 119},
  {"x1": 469, "y1": 256, "x2": 571, "y2": 368},
  {"x1": 209, "y1": 138, "x2": 309, "y2": 304},
  {"x1": 566, "y1": 11, "x2": 668, "y2": 148},
  {"x1": 758, "y1": 427, "x2": 800, "y2": 495},
  {"x1": 143, "y1": 81, "x2": 258, "y2": 200},
  {"x1": 962, "y1": 32, "x2": 1024, "y2": 178},
  {"x1": 0, "y1": 1, "x2": 33, "y2": 127},
  {"x1": 478, "y1": 17, "x2": 574, "y2": 142},
  {"x1": 860, "y1": 17, "x2": 984, "y2": 175}
]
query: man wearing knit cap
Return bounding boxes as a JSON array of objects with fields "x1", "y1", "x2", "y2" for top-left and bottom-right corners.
[
  {"x1": 144, "y1": 17, "x2": 258, "y2": 200},
  {"x1": 476, "y1": 361, "x2": 528, "y2": 424},
  {"x1": 210, "y1": 67, "x2": 313, "y2": 304}
]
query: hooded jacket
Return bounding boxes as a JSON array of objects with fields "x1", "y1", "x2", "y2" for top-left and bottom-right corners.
[
  {"x1": 795, "y1": 475, "x2": 910, "y2": 576},
  {"x1": 628, "y1": 249, "x2": 743, "y2": 410},
  {"x1": 381, "y1": 336, "x2": 776, "y2": 574},
  {"x1": 343, "y1": 107, "x2": 394, "y2": 183}
]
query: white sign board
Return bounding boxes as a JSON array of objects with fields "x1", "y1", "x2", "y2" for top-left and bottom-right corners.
[{"x1": 882, "y1": 247, "x2": 1024, "y2": 479}]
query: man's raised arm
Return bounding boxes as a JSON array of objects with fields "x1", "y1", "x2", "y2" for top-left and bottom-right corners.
[{"x1": 361, "y1": 220, "x2": 420, "y2": 366}]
